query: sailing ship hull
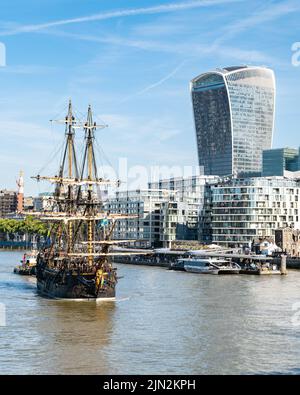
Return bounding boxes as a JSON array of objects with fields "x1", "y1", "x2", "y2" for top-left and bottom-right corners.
[{"x1": 36, "y1": 266, "x2": 115, "y2": 300}]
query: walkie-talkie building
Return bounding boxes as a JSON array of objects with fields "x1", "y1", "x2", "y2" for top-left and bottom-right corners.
[{"x1": 191, "y1": 66, "x2": 275, "y2": 176}]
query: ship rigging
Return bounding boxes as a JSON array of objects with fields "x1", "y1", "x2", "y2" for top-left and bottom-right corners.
[{"x1": 30, "y1": 100, "x2": 147, "y2": 299}]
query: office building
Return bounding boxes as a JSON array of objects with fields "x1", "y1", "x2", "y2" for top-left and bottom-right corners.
[
  {"x1": 191, "y1": 65, "x2": 275, "y2": 176},
  {"x1": 105, "y1": 189, "x2": 177, "y2": 248},
  {"x1": 149, "y1": 175, "x2": 219, "y2": 243},
  {"x1": 106, "y1": 176, "x2": 219, "y2": 247},
  {"x1": 262, "y1": 147, "x2": 300, "y2": 176}
]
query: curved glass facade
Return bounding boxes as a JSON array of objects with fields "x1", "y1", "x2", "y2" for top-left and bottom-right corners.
[
  {"x1": 191, "y1": 66, "x2": 275, "y2": 176},
  {"x1": 191, "y1": 72, "x2": 232, "y2": 176}
]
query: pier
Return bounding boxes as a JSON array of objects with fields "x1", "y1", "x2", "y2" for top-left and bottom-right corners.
[{"x1": 114, "y1": 248, "x2": 295, "y2": 275}]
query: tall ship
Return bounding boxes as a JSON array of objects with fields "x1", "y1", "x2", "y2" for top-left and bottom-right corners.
[{"x1": 31, "y1": 101, "x2": 142, "y2": 300}]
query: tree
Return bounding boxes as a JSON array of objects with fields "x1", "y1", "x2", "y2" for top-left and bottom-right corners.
[{"x1": 0, "y1": 217, "x2": 49, "y2": 238}]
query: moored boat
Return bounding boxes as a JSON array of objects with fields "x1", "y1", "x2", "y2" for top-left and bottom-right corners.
[
  {"x1": 169, "y1": 260, "x2": 186, "y2": 271},
  {"x1": 239, "y1": 262, "x2": 281, "y2": 275},
  {"x1": 183, "y1": 257, "x2": 240, "y2": 274},
  {"x1": 13, "y1": 251, "x2": 38, "y2": 275}
]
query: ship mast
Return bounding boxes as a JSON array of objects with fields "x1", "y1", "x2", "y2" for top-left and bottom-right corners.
[
  {"x1": 31, "y1": 101, "x2": 156, "y2": 299},
  {"x1": 67, "y1": 100, "x2": 75, "y2": 253},
  {"x1": 81, "y1": 105, "x2": 106, "y2": 265},
  {"x1": 55, "y1": 99, "x2": 79, "y2": 253},
  {"x1": 87, "y1": 106, "x2": 94, "y2": 265},
  {"x1": 31, "y1": 102, "x2": 139, "y2": 263}
]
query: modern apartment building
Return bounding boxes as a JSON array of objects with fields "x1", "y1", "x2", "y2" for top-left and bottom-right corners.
[
  {"x1": 191, "y1": 65, "x2": 275, "y2": 176},
  {"x1": 149, "y1": 175, "x2": 219, "y2": 244},
  {"x1": 200, "y1": 177, "x2": 300, "y2": 247},
  {"x1": 106, "y1": 176, "x2": 219, "y2": 247},
  {"x1": 105, "y1": 189, "x2": 179, "y2": 248}
]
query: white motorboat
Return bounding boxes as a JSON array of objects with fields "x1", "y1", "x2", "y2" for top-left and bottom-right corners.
[{"x1": 182, "y1": 258, "x2": 240, "y2": 274}]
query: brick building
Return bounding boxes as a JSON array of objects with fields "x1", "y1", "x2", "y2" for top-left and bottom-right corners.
[{"x1": 275, "y1": 227, "x2": 300, "y2": 257}]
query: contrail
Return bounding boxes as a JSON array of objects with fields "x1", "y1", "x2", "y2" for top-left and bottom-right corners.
[
  {"x1": 119, "y1": 61, "x2": 187, "y2": 104},
  {"x1": 213, "y1": 0, "x2": 300, "y2": 47},
  {"x1": 0, "y1": 0, "x2": 243, "y2": 36}
]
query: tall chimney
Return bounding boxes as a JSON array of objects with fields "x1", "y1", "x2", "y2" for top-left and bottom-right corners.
[{"x1": 17, "y1": 170, "x2": 24, "y2": 212}]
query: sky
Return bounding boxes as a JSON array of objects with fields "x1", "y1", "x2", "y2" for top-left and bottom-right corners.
[{"x1": 0, "y1": 0, "x2": 300, "y2": 195}]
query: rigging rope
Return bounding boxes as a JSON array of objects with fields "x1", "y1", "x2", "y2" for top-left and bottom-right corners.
[{"x1": 37, "y1": 137, "x2": 65, "y2": 175}]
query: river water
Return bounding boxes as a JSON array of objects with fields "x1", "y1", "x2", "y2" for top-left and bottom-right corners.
[{"x1": 0, "y1": 251, "x2": 300, "y2": 374}]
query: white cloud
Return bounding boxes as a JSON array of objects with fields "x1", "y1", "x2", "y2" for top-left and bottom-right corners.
[
  {"x1": 98, "y1": 113, "x2": 183, "y2": 145},
  {"x1": 41, "y1": 29, "x2": 278, "y2": 66},
  {"x1": 0, "y1": 0, "x2": 244, "y2": 37},
  {"x1": 213, "y1": 0, "x2": 300, "y2": 47},
  {"x1": 0, "y1": 64, "x2": 58, "y2": 74}
]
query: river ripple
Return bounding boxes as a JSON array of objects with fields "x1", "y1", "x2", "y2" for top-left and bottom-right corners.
[{"x1": 0, "y1": 251, "x2": 300, "y2": 374}]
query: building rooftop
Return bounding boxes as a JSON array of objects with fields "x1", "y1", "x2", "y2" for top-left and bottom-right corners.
[{"x1": 191, "y1": 65, "x2": 273, "y2": 84}]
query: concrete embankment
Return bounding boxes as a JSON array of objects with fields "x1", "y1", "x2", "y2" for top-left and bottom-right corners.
[
  {"x1": 116, "y1": 254, "x2": 300, "y2": 270},
  {"x1": 114, "y1": 256, "x2": 169, "y2": 268}
]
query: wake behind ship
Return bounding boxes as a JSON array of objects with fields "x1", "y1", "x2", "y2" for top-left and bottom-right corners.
[{"x1": 30, "y1": 101, "x2": 141, "y2": 300}]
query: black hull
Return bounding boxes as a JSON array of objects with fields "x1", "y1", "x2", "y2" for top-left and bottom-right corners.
[
  {"x1": 239, "y1": 269, "x2": 260, "y2": 275},
  {"x1": 168, "y1": 262, "x2": 186, "y2": 271},
  {"x1": 14, "y1": 266, "x2": 36, "y2": 276},
  {"x1": 168, "y1": 266, "x2": 186, "y2": 271},
  {"x1": 36, "y1": 268, "x2": 116, "y2": 300},
  {"x1": 218, "y1": 269, "x2": 240, "y2": 275}
]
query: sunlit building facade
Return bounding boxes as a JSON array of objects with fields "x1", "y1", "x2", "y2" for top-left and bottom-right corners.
[
  {"x1": 200, "y1": 177, "x2": 300, "y2": 247},
  {"x1": 105, "y1": 176, "x2": 220, "y2": 248},
  {"x1": 191, "y1": 66, "x2": 275, "y2": 177}
]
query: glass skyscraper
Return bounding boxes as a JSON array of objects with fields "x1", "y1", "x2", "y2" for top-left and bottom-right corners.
[
  {"x1": 262, "y1": 147, "x2": 300, "y2": 176},
  {"x1": 191, "y1": 66, "x2": 276, "y2": 176}
]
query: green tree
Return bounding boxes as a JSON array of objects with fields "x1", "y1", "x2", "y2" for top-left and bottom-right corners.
[{"x1": 0, "y1": 217, "x2": 49, "y2": 237}]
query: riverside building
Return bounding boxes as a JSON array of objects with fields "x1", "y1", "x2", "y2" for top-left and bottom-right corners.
[
  {"x1": 105, "y1": 189, "x2": 178, "y2": 248},
  {"x1": 200, "y1": 177, "x2": 300, "y2": 247},
  {"x1": 149, "y1": 176, "x2": 219, "y2": 246},
  {"x1": 106, "y1": 176, "x2": 219, "y2": 248},
  {"x1": 191, "y1": 65, "x2": 275, "y2": 177}
]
